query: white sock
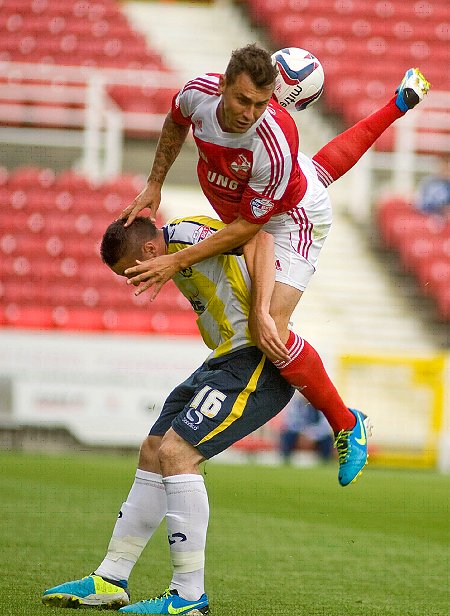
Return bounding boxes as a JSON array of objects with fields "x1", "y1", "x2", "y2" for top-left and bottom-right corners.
[
  {"x1": 95, "y1": 469, "x2": 167, "y2": 583},
  {"x1": 163, "y1": 474, "x2": 209, "y2": 601}
]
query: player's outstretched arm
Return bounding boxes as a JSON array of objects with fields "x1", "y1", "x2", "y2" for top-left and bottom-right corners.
[
  {"x1": 125, "y1": 217, "x2": 262, "y2": 299},
  {"x1": 244, "y1": 232, "x2": 289, "y2": 363},
  {"x1": 119, "y1": 111, "x2": 190, "y2": 226}
]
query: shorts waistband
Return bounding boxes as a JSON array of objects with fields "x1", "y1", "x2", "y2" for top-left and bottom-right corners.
[{"x1": 206, "y1": 345, "x2": 262, "y2": 367}]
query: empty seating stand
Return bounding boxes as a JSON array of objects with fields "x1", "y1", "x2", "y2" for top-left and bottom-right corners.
[
  {"x1": 0, "y1": 0, "x2": 178, "y2": 129},
  {"x1": 245, "y1": 0, "x2": 448, "y2": 145},
  {"x1": 377, "y1": 195, "x2": 450, "y2": 320},
  {"x1": 0, "y1": 166, "x2": 199, "y2": 334}
]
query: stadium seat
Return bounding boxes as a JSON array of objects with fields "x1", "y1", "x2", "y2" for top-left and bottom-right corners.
[
  {"x1": 3, "y1": 303, "x2": 55, "y2": 329},
  {"x1": 0, "y1": 0, "x2": 176, "y2": 131},
  {"x1": 416, "y1": 257, "x2": 450, "y2": 296},
  {"x1": 244, "y1": 0, "x2": 446, "y2": 134},
  {"x1": 435, "y1": 285, "x2": 450, "y2": 320},
  {"x1": 1, "y1": 166, "x2": 200, "y2": 334}
]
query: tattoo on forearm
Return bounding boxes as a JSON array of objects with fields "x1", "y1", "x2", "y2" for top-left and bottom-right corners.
[{"x1": 148, "y1": 115, "x2": 190, "y2": 184}]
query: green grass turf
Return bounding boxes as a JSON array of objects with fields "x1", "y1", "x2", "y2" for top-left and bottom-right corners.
[{"x1": 1, "y1": 451, "x2": 449, "y2": 615}]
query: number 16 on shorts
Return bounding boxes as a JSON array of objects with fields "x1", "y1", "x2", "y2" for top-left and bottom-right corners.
[{"x1": 190, "y1": 386, "x2": 227, "y2": 419}]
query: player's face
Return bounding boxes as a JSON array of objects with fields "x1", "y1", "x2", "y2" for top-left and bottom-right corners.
[
  {"x1": 110, "y1": 251, "x2": 143, "y2": 278},
  {"x1": 217, "y1": 72, "x2": 274, "y2": 133},
  {"x1": 110, "y1": 241, "x2": 159, "y2": 278}
]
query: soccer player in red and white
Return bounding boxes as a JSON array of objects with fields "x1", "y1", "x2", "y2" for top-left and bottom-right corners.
[{"x1": 120, "y1": 45, "x2": 429, "y2": 486}]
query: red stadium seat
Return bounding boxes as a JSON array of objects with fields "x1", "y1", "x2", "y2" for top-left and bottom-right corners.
[
  {"x1": 8, "y1": 166, "x2": 56, "y2": 189},
  {"x1": 416, "y1": 257, "x2": 450, "y2": 296},
  {"x1": 247, "y1": 0, "x2": 447, "y2": 135},
  {"x1": 3, "y1": 303, "x2": 54, "y2": 329},
  {"x1": 435, "y1": 285, "x2": 450, "y2": 320},
  {"x1": 0, "y1": 0, "x2": 177, "y2": 138}
]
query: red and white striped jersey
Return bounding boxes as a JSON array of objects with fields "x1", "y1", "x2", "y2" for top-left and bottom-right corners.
[{"x1": 171, "y1": 73, "x2": 308, "y2": 225}]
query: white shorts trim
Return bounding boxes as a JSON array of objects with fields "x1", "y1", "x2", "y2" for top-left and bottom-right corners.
[{"x1": 263, "y1": 153, "x2": 332, "y2": 291}]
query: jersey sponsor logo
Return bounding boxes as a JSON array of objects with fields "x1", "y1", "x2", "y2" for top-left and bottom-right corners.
[
  {"x1": 229, "y1": 153, "x2": 251, "y2": 178},
  {"x1": 168, "y1": 532, "x2": 187, "y2": 545},
  {"x1": 192, "y1": 224, "x2": 215, "y2": 244},
  {"x1": 275, "y1": 259, "x2": 282, "y2": 271},
  {"x1": 182, "y1": 408, "x2": 203, "y2": 430},
  {"x1": 180, "y1": 267, "x2": 193, "y2": 278},
  {"x1": 207, "y1": 171, "x2": 239, "y2": 191},
  {"x1": 194, "y1": 119, "x2": 203, "y2": 131},
  {"x1": 188, "y1": 296, "x2": 206, "y2": 313},
  {"x1": 250, "y1": 197, "x2": 275, "y2": 219}
]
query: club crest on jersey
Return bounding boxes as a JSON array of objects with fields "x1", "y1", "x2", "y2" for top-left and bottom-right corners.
[
  {"x1": 229, "y1": 154, "x2": 251, "y2": 178},
  {"x1": 192, "y1": 224, "x2": 215, "y2": 244},
  {"x1": 180, "y1": 267, "x2": 193, "y2": 278},
  {"x1": 250, "y1": 197, "x2": 275, "y2": 219}
]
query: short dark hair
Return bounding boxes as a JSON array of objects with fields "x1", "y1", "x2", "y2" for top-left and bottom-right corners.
[
  {"x1": 224, "y1": 43, "x2": 277, "y2": 88},
  {"x1": 100, "y1": 217, "x2": 158, "y2": 267}
]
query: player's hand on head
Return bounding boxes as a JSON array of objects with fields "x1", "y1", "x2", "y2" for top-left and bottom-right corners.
[
  {"x1": 249, "y1": 311, "x2": 290, "y2": 363},
  {"x1": 119, "y1": 182, "x2": 162, "y2": 227},
  {"x1": 124, "y1": 255, "x2": 180, "y2": 300}
]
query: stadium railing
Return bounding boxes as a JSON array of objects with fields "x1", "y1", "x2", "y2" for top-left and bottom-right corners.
[
  {"x1": 0, "y1": 61, "x2": 182, "y2": 181},
  {"x1": 347, "y1": 90, "x2": 450, "y2": 224}
]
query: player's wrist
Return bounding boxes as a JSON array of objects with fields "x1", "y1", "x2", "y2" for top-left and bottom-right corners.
[{"x1": 171, "y1": 251, "x2": 186, "y2": 272}]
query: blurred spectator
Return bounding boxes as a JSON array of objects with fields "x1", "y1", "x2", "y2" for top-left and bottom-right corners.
[
  {"x1": 415, "y1": 156, "x2": 450, "y2": 219},
  {"x1": 279, "y1": 392, "x2": 334, "y2": 464}
]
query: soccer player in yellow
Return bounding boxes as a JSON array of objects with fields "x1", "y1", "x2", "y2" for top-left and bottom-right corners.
[{"x1": 42, "y1": 215, "x2": 294, "y2": 614}]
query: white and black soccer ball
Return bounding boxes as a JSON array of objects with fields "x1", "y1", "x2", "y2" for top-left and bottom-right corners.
[{"x1": 271, "y1": 47, "x2": 324, "y2": 112}]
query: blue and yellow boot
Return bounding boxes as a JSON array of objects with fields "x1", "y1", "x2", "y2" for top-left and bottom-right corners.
[
  {"x1": 395, "y1": 67, "x2": 430, "y2": 112},
  {"x1": 119, "y1": 588, "x2": 209, "y2": 615},
  {"x1": 335, "y1": 408, "x2": 372, "y2": 486},
  {"x1": 42, "y1": 573, "x2": 130, "y2": 609}
]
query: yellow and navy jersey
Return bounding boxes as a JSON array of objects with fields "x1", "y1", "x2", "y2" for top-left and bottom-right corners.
[{"x1": 163, "y1": 215, "x2": 253, "y2": 359}]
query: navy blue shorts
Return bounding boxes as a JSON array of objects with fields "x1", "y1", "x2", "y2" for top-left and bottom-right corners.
[{"x1": 149, "y1": 347, "x2": 294, "y2": 459}]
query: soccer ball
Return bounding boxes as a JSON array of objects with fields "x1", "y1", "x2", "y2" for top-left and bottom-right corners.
[{"x1": 271, "y1": 47, "x2": 324, "y2": 112}]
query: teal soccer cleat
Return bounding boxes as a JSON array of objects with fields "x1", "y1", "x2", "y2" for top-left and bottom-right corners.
[
  {"x1": 335, "y1": 408, "x2": 372, "y2": 486},
  {"x1": 119, "y1": 588, "x2": 209, "y2": 615},
  {"x1": 395, "y1": 67, "x2": 430, "y2": 112},
  {"x1": 42, "y1": 574, "x2": 130, "y2": 609}
]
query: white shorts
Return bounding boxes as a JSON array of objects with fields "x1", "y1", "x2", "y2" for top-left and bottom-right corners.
[{"x1": 263, "y1": 153, "x2": 332, "y2": 292}]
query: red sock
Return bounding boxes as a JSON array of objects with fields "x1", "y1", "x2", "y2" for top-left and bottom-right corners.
[
  {"x1": 312, "y1": 96, "x2": 403, "y2": 186},
  {"x1": 276, "y1": 331, "x2": 355, "y2": 433}
]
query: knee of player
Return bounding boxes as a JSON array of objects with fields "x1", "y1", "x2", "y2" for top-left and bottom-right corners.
[
  {"x1": 158, "y1": 430, "x2": 182, "y2": 466},
  {"x1": 138, "y1": 435, "x2": 162, "y2": 471},
  {"x1": 268, "y1": 308, "x2": 291, "y2": 338},
  {"x1": 159, "y1": 429, "x2": 203, "y2": 475}
]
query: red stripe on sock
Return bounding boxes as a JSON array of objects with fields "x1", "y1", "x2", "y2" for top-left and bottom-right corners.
[{"x1": 279, "y1": 334, "x2": 355, "y2": 432}]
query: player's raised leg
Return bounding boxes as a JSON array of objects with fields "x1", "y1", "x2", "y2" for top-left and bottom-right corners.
[{"x1": 312, "y1": 68, "x2": 430, "y2": 187}]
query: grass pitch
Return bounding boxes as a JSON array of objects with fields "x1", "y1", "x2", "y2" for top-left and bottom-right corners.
[{"x1": 1, "y1": 451, "x2": 449, "y2": 615}]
